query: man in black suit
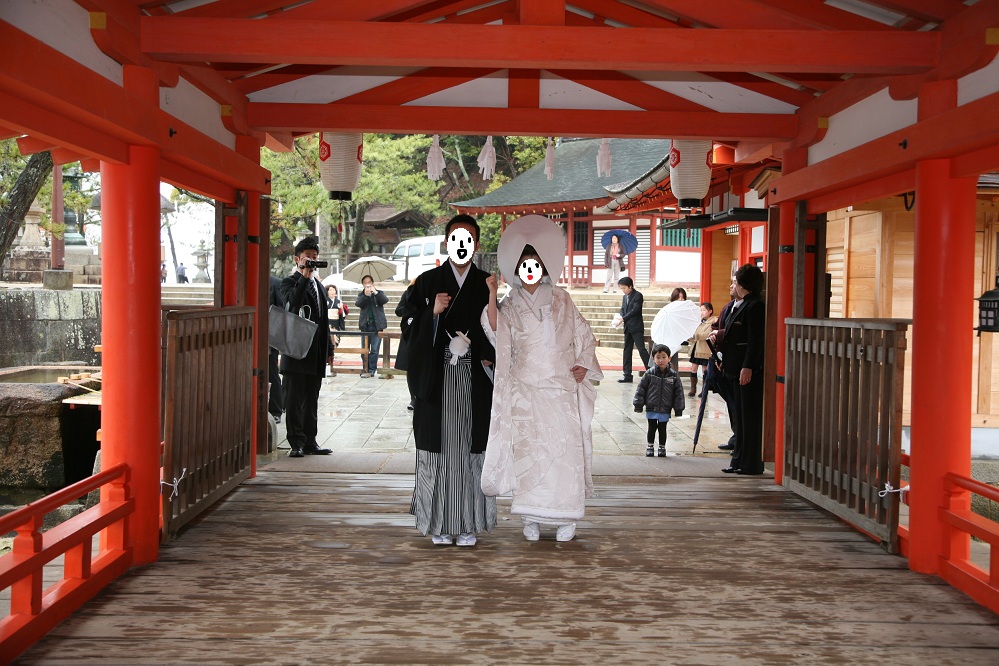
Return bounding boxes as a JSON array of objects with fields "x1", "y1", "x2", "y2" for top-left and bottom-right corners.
[
  {"x1": 711, "y1": 264, "x2": 766, "y2": 475},
  {"x1": 268, "y1": 274, "x2": 285, "y2": 424},
  {"x1": 279, "y1": 237, "x2": 334, "y2": 458},
  {"x1": 618, "y1": 276, "x2": 650, "y2": 383}
]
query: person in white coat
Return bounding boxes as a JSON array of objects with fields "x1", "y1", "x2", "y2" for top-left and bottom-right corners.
[{"x1": 481, "y1": 216, "x2": 603, "y2": 542}]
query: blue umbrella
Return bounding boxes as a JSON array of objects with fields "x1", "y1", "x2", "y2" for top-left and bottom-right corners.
[{"x1": 601, "y1": 230, "x2": 638, "y2": 255}]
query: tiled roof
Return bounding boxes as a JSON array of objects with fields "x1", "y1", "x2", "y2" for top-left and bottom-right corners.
[{"x1": 451, "y1": 138, "x2": 670, "y2": 211}]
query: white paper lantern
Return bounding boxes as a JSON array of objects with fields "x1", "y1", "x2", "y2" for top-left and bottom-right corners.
[
  {"x1": 668, "y1": 139, "x2": 712, "y2": 208},
  {"x1": 319, "y1": 132, "x2": 363, "y2": 200}
]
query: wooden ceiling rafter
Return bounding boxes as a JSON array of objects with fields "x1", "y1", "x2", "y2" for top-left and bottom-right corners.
[
  {"x1": 638, "y1": 0, "x2": 866, "y2": 30},
  {"x1": 140, "y1": 19, "x2": 940, "y2": 74},
  {"x1": 333, "y1": 67, "x2": 502, "y2": 106},
  {"x1": 550, "y1": 69, "x2": 715, "y2": 112},
  {"x1": 568, "y1": 0, "x2": 682, "y2": 29},
  {"x1": 245, "y1": 102, "x2": 797, "y2": 140},
  {"x1": 745, "y1": 0, "x2": 890, "y2": 31},
  {"x1": 862, "y1": 0, "x2": 965, "y2": 25},
  {"x1": 173, "y1": 0, "x2": 303, "y2": 19}
]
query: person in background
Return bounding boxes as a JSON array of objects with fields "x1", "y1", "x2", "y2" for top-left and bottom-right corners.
[
  {"x1": 617, "y1": 276, "x2": 649, "y2": 383},
  {"x1": 355, "y1": 275, "x2": 389, "y2": 378},
  {"x1": 603, "y1": 234, "x2": 627, "y2": 293},
  {"x1": 688, "y1": 302, "x2": 717, "y2": 397},
  {"x1": 176, "y1": 262, "x2": 189, "y2": 284},
  {"x1": 160, "y1": 262, "x2": 168, "y2": 283},
  {"x1": 395, "y1": 278, "x2": 418, "y2": 411},
  {"x1": 710, "y1": 264, "x2": 766, "y2": 475},
  {"x1": 668, "y1": 287, "x2": 688, "y2": 388},
  {"x1": 268, "y1": 274, "x2": 286, "y2": 424},
  {"x1": 327, "y1": 284, "x2": 348, "y2": 331},
  {"x1": 633, "y1": 344, "x2": 685, "y2": 458},
  {"x1": 327, "y1": 284, "x2": 348, "y2": 377},
  {"x1": 279, "y1": 236, "x2": 334, "y2": 459}
]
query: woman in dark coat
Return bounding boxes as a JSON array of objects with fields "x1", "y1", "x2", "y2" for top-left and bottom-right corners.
[{"x1": 710, "y1": 264, "x2": 766, "y2": 475}]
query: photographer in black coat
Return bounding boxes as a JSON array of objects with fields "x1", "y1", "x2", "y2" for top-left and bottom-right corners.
[{"x1": 279, "y1": 236, "x2": 334, "y2": 458}]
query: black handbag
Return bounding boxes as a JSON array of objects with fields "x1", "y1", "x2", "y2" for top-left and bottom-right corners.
[{"x1": 268, "y1": 302, "x2": 318, "y2": 360}]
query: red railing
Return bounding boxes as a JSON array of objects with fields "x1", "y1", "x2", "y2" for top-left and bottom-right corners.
[
  {"x1": 939, "y1": 472, "x2": 999, "y2": 614},
  {"x1": 0, "y1": 463, "x2": 134, "y2": 664}
]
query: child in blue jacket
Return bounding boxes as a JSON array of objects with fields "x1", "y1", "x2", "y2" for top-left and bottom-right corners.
[{"x1": 633, "y1": 344, "x2": 685, "y2": 457}]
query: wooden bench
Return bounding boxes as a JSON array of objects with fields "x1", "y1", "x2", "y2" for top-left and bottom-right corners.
[{"x1": 330, "y1": 330, "x2": 370, "y2": 375}]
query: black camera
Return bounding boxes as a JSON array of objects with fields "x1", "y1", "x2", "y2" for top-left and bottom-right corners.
[{"x1": 303, "y1": 259, "x2": 328, "y2": 269}]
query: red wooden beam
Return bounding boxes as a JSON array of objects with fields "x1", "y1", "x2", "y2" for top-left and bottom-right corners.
[
  {"x1": 771, "y1": 88, "x2": 999, "y2": 204},
  {"x1": 865, "y1": 0, "x2": 965, "y2": 24},
  {"x1": 0, "y1": 21, "x2": 268, "y2": 194},
  {"x1": 335, "y1": 67, "x2": 502, "y2": 106},
  {"x1": 175, "y1": 0, "x2": 298, "y2": 18},
  {"x1": 550, "y1": 69, "x2": 713, "y2": 112},
  {"x1": 641, "y1": 0, "x2": 877, "y2": 30},
  {"x1": 246, "y1": 102, "x2": 797, "y2": 140},
  {"x1": 569, "y1": 0, "x2": 681, "y2": 29},
  {"x1": 746, "y1": 0, "x2": 888, "y2": 30},
  {"x1": 140, "y1": 18, "x2": 940, "y2": 74}
]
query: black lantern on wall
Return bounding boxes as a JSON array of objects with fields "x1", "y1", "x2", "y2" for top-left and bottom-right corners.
[{"x1": 977, "y1": 281, "x2": 999, "y2": 335}]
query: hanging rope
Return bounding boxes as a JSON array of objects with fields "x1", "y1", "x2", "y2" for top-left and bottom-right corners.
[
  {"x1": 427, "y1": 135, "x2": 445, "y2": 181},
  {"x1": 544, "y1": 138, "x2": 555, "y2": 180},
  {"x1": 476, "y1": 136, "x2": 496, "y2": 180},
  {"x1": 161, "y1": 468, "x2": 188, "y2": 500}
]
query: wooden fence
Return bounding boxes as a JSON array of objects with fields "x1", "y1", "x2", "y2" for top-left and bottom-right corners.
[
  {"x1": 783, "y1": 318, "x2": 909, "y2": 553},
  {"x1": 162, "y1": 307, "x2": 255, "y2": 542}
]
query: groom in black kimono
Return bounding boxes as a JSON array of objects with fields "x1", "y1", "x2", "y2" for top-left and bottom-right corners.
[
  {"x1": 406, "y1": 214, "x2": 497, "y2": 545},
  {"x1": 407, "y1": 214, "x2": 496, "y2": 457}
]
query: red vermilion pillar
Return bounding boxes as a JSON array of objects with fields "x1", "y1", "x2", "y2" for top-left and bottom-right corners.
[
  {"x1": 773, "y1": 200, "x2": 796, "y2": 485},
  {"x1": 773, "y1": 148, "x2": 805, "y2": 485},
  {"x1": 907, "y1": 158, "x2": 976, "y2": 574},
  {"x1": 100, "y1": 72, "x2": 162, "y2": 565}
]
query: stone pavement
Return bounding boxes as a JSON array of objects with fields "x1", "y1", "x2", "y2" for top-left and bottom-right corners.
[{"x1": 259, "y1": 345, "x2": 759, "y2": 478}]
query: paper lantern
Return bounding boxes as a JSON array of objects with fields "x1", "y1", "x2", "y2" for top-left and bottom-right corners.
[
  {"x1": 668, "y1": 139, "x2": 712, "y2": 208},
  {"x1": 319, "y1": 132, "x2": 363, "y2": 200}
]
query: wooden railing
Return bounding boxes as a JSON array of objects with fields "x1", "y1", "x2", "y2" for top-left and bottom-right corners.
[
  {"x1": 939, "y1": 473, "x2": 999, "y2": 613},
  {"x1": 559, "y1": 265, "x2": 591, "y2": 288},
  {"x1": 162, "y1": 308, "x2": 254, "y2": 542},
  {"x1": 783, "y1": 318, "x2": 909, "y2": 553},
  {"x1": 0, "y1": 463, "x2": 133, "y2": 663}
]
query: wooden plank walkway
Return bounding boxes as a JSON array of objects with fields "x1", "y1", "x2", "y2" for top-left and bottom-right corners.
[{"x1": 16, "y1": 472, "x2": 999, "y2": 665}]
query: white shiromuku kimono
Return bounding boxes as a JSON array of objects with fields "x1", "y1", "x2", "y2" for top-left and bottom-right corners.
[{"x1": 480, "y1": 279, "x2": 603, "y2": 525}]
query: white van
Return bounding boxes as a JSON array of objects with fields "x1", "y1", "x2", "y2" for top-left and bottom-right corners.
[{"x1": 388, "y1": 235, "x2": 447, "y2": 282}]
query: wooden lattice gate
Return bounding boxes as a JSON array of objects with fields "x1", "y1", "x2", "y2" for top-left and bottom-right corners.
[
  {"x1": 162, "y1": 307, "x2": 255, "y2": 542},
  {"x1": 783, "y1": 318, "x2": 909, "y2": 553}
]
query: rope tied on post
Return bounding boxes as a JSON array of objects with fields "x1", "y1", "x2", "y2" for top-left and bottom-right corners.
[{"x1": 161, "y1": 468, "x2": 187, "y2": 500}]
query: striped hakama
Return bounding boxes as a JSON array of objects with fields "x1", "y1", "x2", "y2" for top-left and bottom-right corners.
[{"x1": 410, "y1": 348, "x2": 497, "y2": 536}]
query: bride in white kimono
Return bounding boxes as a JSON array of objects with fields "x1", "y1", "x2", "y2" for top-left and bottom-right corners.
[{"x1": 480, "y1": 215, "x2": 603, "y2": 542}]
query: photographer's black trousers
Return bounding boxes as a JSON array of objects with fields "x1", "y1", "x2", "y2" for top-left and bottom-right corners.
[{"x1": 284, "y1": 371, "x2": 322, "y2": 451}]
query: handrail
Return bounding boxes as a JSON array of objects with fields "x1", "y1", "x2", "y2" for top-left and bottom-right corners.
[
  {"x1": 0, "y1": 463, "x2": 134, "y2": 664},
  {"x1": 0, "y1": 463, "x2": 128, "y2": 535},
  {"x1": 945, "y1": 472, "x2": 999, "y2": 504}
]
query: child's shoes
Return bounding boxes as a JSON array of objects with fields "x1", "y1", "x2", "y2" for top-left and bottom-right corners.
[
  {"x1": 658, "y1": 446, "x2": 667, "y2": 457},
  {"x1": 646, "y1": 444, "x2": 654, "y2": 457}
]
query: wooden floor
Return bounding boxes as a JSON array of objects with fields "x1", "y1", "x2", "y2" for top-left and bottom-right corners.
[{"x1": 16, "y1": 472, "x2": 999, "y2": 665}]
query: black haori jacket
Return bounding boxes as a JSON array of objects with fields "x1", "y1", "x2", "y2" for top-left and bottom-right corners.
[{"x1": 406, "y1": 262, "x2": 496, "y2": 454}]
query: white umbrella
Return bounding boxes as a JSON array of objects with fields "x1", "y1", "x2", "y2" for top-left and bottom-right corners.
[
  {"x1": 650, "y1": 299, "x2": 702, "y2": 356},
  {"x1": 322, "y1": 273, "x2": 361, "y2": 290},
  {"x1": 342, "y1": 256, "x2": 397, "y2": 284}
]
